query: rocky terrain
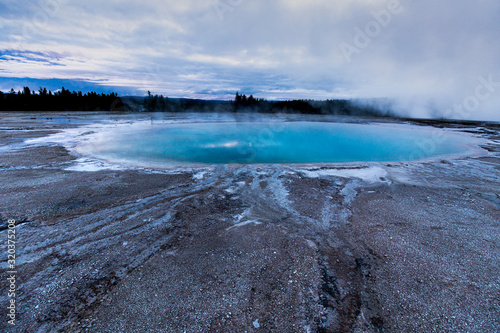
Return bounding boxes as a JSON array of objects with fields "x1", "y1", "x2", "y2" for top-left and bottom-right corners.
[{"x1": 0, "y1": 112, "x2": 499, "y2": 332}]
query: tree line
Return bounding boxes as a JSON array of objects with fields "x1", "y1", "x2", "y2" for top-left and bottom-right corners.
[
  {"x1": 0, "y1": 87, "x2": 125, "y2": 111},
  {"x1": 0, "y1": 87, "x2": 387, "y2": 117}
]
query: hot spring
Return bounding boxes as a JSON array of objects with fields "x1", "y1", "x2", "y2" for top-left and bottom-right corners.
[{"x1": 76, "y1": 120, "x2": 478, "y2": 166}]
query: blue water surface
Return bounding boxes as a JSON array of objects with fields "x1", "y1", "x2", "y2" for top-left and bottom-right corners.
[{"x1": 82, "y1": 121, "x2": 475, "y2": 165}]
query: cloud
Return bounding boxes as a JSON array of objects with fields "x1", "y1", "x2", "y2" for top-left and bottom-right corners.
[{"x1": 0, "y1": 0, "x2": 499, "y2": 120}]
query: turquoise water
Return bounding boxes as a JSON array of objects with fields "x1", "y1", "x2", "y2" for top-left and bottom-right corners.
[{"x1": 82, "y1": 121, "x2": 474, "y2": 165}]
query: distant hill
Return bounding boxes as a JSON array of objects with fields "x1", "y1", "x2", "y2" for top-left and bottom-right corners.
[
  {"x1": 136, "y1": 92, "x2": 391, "y2": 117},
  {"x1": 0, "y1": 87, "x2": 391, "y2": 118}
]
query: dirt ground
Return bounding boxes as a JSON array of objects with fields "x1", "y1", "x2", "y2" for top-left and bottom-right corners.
[{"x1": 0, "y1": 112, "x2": 499, "y2": 332}]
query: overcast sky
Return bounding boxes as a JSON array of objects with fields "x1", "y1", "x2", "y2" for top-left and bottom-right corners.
[{"x1": 1, "y1": 0, "x2": 499, "y2": 120}]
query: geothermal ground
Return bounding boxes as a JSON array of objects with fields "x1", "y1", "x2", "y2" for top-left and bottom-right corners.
[{"x1": 0, "y1": 112, "x2": 499, "y2": 332}]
